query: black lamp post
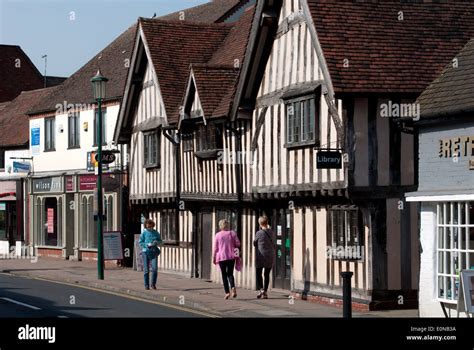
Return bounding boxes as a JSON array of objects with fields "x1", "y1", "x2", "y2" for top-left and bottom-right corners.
[{"x1": 91, "y1": 69, "x2": 108, "y2": 280}]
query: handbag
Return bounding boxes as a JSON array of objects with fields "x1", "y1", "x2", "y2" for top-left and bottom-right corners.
[{"x1": 235, "y1": 256, "x2": 242, "y2": 272}]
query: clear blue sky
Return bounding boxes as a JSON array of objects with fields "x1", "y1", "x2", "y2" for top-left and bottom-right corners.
[{"x1": 0, "y1": 0, "x2": 208, "y2": 77}]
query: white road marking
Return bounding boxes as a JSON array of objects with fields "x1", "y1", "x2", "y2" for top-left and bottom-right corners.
[
  {"x1": 57, "y1": 316, "x2": 68, "y2": 318},
  {"x1": 1, "y1": 297, "x2": 41, "y2": 310}
]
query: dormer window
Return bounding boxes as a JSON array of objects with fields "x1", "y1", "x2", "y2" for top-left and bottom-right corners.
[{"x1": 194, "y1": 123, "x2": 223, "y2": 159}]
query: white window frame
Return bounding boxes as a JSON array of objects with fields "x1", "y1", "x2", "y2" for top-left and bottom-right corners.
[{"x1": 436, "y1": 202, "x2": 474, "y2": 303}]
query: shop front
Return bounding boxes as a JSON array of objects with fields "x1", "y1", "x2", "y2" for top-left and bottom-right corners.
[
  {"x1": 407, "y1": 125, "x2": 474, "y2": 317},
  {"x1": 30, "y1": 173, "x2": 123, "y2": 261}
]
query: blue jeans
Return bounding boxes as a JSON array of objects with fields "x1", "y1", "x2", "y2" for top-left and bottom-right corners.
[{"x1": 142, "y1": 252, "x2": 158, "y2": 287}]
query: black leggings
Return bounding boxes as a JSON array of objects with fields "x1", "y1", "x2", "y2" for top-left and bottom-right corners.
[
  {"x1": 256, "y1": 267, "x2": 272, "y2": 291},
  {"x1": 219, "y1": 259, "x2": 235, "y2": 294}
]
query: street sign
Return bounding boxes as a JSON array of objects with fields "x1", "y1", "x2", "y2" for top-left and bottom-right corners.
[
  {"x1": 94, "y1": 151, "x2": 116, "y2": 164},
  {"x1": 316, "y1": 150, "x2": 342, "y2": 169}
]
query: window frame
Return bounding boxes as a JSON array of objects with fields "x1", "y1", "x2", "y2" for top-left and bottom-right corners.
[
  {"x1": 68, "y1": 112, "x2": 81, "y2": 149},
  {"x1": 143, "y1": 130, "x2": 160, "y2": 169},
  {"x1": 327, "y1": 207, "x2": 363, "y2": 261},
  {"x1": 284, "y1": 94, "x2": 319, "y2": 149},
  {"x1": 194, "y1": 123, "x2": 223, "y2": 159},
  {"x1": 160, "y1": 209, "x2": 178, "y2": 245},
  {"x1": 436, "y1": 202, "x2": 474, "y2": 303},
  {"x1": 44, "y1": 117, "x2": 56, "y2": 152}
]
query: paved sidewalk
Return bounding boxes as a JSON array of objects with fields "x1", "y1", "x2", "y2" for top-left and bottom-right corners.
[{"x1": 0, "y1": 258, "x2": 418, "y2": 318}]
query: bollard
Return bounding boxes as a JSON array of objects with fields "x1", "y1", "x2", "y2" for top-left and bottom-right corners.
[{"x1": 341, "y1": 271, "x2": 353, "y2": 318}]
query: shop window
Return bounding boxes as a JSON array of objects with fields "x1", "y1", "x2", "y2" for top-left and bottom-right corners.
[
  {"x1": 328, "y1": 207, "x2": 363, "y2": 260},
  {"x1": 44, "y1": 117, "x2": 56, "y2": 151},
  {"x1": 285, "y1": 96, "x2": 318, "y2": 148},
  {"x1": 0, "y1": 202, "x2": 6, "y2": 240},
  {"x1": 39, "y1": 197, "x2": 62, "y2": 247},
  {"x1": 143, "y1": 131, "x2": 160, "y2": 168},
  {"x1": 81, "y1": 194, "x2": 115, "y2": 249},
  {"x1": 160, "y1": 209, "x2": 177, "y2": 244},
  {"x1": 437, "y1": 202, "x2": 474, "y2": 301}
]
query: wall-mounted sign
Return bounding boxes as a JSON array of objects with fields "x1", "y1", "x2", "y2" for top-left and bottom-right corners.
[
  {"x1": 31, "y1": 126, "x2": 40, "y2": 156},
  {"x1": 79, "y1": 174, "x2": 120, "y2": 192},
  {"x1": 79, "y1": 175, "x2": 98, "y2": 191},
  {"x1": 32, "y1": 177, "x2": 63, "y2": 193},
  {"x1": 103, "y1": 231, "x2": 124, "y2": 260},
  {"x1": 316, "y1": 151, "x2": 342, "y2": 169},
  {"x1": 13, "y1": 162, "x2": 30, "y2": 173},
  {"x1": 87, "y1": 152, "x2": 109, "y2": 172},
  {"x1": 65, "y1": 176, "x2": 75, "y2": 192},
  {"x1": 95, "y1": 151, "x2": 117, "y2": 165},
  {"x1": 439, "y1": 136, "x2": 474, "y2": 158}
]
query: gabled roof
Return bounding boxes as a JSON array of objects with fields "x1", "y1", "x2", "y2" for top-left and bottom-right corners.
[
  {"x1": 29, "y1": 25, "x2": 137, "y2": 115},
  {"x1": 160, "y1": 0, "x2": 247, "y2": 23},
  {"x1": 139, "y1": 19, "x2": 232, "y2": 124},
  {"x1": 190, "y1": 64, "x2": 239, "y2": 119},
  {"x1": 0, "y1": 87, "x2": 57, "y2": 148},
  {"x1": 0, "y1": 45, "x2": 44, "y2": 103},
  {"x1": 307, "y1": 0, "x2": 474, "y2": 93},
  {"x1": 183, "y1": 5, "x2": 256, "y2": 122},
  {"x1": 416, "y1": 38, "x2": 474, "y2": 120}
]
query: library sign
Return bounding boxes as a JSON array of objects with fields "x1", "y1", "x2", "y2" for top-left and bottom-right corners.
[{"x1": 438, "y1": 135, "x2": 474, "y2": 170}]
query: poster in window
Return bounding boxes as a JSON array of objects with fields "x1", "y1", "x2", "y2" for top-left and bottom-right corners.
[{"x1": 47, "y1": 208, "x2": 54, "y2": 234}]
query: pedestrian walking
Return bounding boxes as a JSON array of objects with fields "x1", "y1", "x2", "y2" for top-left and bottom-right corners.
[
  {"x1": 139, "y1": 219, "x2": 162, "y2": 290},
  {"x1": 253, "y1": 216, "x2": 275, "y2": 299},
  {"x1": 213, "y1": 219, "x2": 241, "y2": 299}
]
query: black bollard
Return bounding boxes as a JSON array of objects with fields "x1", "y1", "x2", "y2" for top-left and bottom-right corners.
[{"x1": 341, "y1": 271, "x2": 353, "y2": 318}]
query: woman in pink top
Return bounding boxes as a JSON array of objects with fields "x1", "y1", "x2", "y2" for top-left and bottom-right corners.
[{"x1": 213, "y1": 219, "x2": 241, "y2": 299}]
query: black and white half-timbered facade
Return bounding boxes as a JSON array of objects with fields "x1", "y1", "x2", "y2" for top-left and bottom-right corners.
[{"x1": 117, "y1": 0, "x2": 474, "y2": 310}]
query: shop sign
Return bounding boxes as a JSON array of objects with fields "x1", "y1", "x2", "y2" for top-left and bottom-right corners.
[
  {"x1": 316, "y1": 150, "x2": 342, "y2": 169},
  {"x1": 13, "y1": 162, "x2": 30, "y2": 173},
  {"x1": 33, "y1": 177, "x2": 63, "y2": 193},
  {"x1": 439, "y1": 136, "x2": 474, "y2": 170},
  {"x1": 66, "y1": 176, "x2": 75, "y2": 192}
]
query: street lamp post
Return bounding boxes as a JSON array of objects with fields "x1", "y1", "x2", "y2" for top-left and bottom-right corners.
[{"x1": 91, "y1": 70, "x2": 108, "y2": 280}]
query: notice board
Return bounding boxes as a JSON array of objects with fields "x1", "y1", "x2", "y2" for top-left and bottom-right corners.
[{"x1": 103, "y1": 231, "x2": 124, "y2": 260}]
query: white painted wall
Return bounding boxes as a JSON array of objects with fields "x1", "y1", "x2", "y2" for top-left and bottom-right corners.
[{"x1": 30, "y1": 104, "x2": 123, "y2": 173}]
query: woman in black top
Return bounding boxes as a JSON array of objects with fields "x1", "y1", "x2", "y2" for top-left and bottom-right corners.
[{"x1": 253, "y1": 216, "x2": 275, "y2": 299}]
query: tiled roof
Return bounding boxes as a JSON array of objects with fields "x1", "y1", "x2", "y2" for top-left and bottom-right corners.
[
  {"x1": 140, "y1": 19, "x2": 232, "y2": 123},
  {"x1": 192, "y1": 64, "x2": 239, "y2": 119},
  {"x1": 0, "y1": 87, "x2": 57, "y2": 147},
  {"x1": 417, "y1": 38, "x2": 474, "y2": 119},
  {"x1": 30, "y1": 25, "x2": 137, "y2": 114},
  {"x1": 308, "y1": 0, "x2": 474, "y2": 93},
  {"x1": 160, "y1": 0, "x2": 244, "y2": 23},
  {"x1": 197, "y1": 5, "x2": 255, "y2": 119},
  {"x1": 0, "y1": 45, "x2": 44, "y2": 103}
]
